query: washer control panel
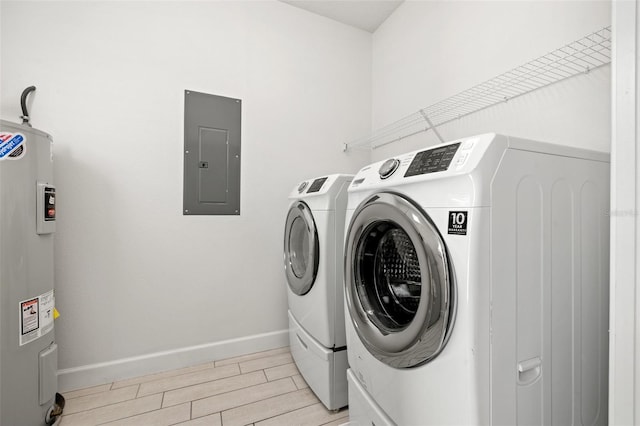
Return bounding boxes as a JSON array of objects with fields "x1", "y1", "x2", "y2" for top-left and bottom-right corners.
[
  {"x1": 349, "y1": 133, "x2": 496, "y2": 192},
  {"x1": 405, "y1": 142, "x2": 461, "y2": 177},
  {"x1": 306, "y1": 177, "x2": 328, "y2": 193}
]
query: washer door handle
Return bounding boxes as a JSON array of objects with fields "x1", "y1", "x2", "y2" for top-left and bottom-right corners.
[{"x1": 517, "y1": 356, "x2": 541, "y2": 385}]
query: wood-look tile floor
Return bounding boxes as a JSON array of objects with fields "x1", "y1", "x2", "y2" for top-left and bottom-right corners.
[{"x1": 59, "y1": 347, "x2": 349, "y2": 426}]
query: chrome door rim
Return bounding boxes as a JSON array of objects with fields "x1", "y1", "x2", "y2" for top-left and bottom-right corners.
[
  {"x1": 344, "y1": 192, "x2": 456, "y2": 368},
  {"x1": 284, "y1": 201, "x2": 319, "y2": 295}
]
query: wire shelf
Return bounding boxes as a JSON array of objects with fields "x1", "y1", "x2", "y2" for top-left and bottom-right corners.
[{"x1": 345, "y1": 26, "x2": 612, "y2": 151}]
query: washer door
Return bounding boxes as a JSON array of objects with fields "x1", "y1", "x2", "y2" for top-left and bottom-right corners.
[
  {"x1": 345, "y1": 192, "x2": 456, "y2": 368},
  {"x1": 284, "y1": 201, "x2": 319, "y2": 295}
]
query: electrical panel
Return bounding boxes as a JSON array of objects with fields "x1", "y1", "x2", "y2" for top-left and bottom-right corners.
[{"x1": 183, "y1": 90, "x2": 241, "y2": 215}]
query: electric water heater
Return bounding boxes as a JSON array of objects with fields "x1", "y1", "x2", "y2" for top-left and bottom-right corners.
[{"x1": 0, "y1": 119, "x2": 61, "y2": 425}]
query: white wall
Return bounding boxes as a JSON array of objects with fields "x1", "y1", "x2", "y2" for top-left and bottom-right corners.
[
  {"x1": 0, "y1": 1, "x2": 371, "y2": 390},
  {"x1": 370, "y1": 0, "x2": 611, "y2": 161}
]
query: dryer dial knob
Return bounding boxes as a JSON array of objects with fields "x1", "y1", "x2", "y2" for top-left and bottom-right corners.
[
  {"x1": 297, "y1": 181, "x2": 308, "y2": 193},
  {"x1": 379, "y1": 158, "x2": 400, "y2": 179}
]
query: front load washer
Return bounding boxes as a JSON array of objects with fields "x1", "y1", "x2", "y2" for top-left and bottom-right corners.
[
  {"x1": 343, "y1": 134, "x2": 609, "y2": 425},
  {"x1": 284, "y1": 174, "x2": 352, "y2": 410}
]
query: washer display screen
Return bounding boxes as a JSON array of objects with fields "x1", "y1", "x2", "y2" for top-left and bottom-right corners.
[
  {"x1": 405, "y1": 143, "x2": 460, "y2": 177},
  {"x1": 307, "y1": 177, "x2": 328, "y2": 193}
]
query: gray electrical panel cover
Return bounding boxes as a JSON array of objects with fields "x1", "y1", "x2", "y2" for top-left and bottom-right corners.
[{"x1": 184, "y1": 90, "x2": 241, "y2": 215}]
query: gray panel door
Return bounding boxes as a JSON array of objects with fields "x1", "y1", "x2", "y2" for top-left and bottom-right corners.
[{"x1": 184, "y1": 90, "x2": 241, "y2": 215}]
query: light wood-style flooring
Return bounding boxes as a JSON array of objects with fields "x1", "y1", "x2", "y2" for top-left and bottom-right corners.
[{"x1": 59, "y1": 347, "x2": 349, "y2": 426}]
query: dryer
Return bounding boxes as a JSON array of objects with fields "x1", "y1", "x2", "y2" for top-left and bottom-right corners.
[
  {"x1": 284, "y1": 174, "x2": 352, "y2": 410},
  {"x1": 343, "y1": 134, "x2": 609, "y2": 425}
]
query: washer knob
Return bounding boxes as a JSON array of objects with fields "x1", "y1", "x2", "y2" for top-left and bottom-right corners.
[
  {"x1": 379, "y1": 158, "x2": 400, "y2": 179},
  {"x1": 297, "y1": 181, "x2": 308, "y2": 193}
]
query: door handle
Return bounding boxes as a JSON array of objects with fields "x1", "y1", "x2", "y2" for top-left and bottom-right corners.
[{"x1": 517, "y1": 356, "x2": 541, "y2": 385}]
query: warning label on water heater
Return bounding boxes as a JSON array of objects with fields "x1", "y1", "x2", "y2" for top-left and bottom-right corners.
[
  {"x1": 19, "y1": 290, "x2": 55, "y2": 346},
  {"x1": 0, "y1": 132, "x2": 26, "y2": 160}
]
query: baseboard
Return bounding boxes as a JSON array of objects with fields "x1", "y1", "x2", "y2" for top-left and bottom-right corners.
[{"x1": 57, "y1": 329, "x2": 289, "y2": 392}]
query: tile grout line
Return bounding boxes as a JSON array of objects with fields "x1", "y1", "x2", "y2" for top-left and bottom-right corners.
[
  {"x1": 259, "y1": 405, "x2": 349, "y2": 426},
  {"x1": 318, "y1": 413, "x2": 350, "y2": 426},
  {"x1": 213, "y1": 347, "x2": 289, "y2": 367},
  {"x1": 167, "y1": 373, "x2": 278, "y2": 407},
  {"x1": 136, "y1": 365, "x2": 243, "y2": 398},
  {"x1": 240, "y1": 363, "x2": 293, "y2": 376},
  {"x1": 237, "y1": 391, "x2": 321, "y2": 426},
  {"x1": 210, "y1": 383, "x2": 312, "y2": 423},
  {"x1": 92, "y1": 401, "x2": 190, "y2": 426},
  {"x1": 63, "y1": 387, "x2": 115, "y2": 402},
  {"x1": 98, "y1": 392, "x2": 314, "y2": 426},
  {"x1": 69, "y1": 366, "x2": 224, "y2": 405},
  {"x1": 63, "y1": 350, "x2": 302, "y2": 423},
  {"x1": 67, "y1": 352, "x2": 289, "y2": 402},
  {"x1": 71, "y1": 366, "x2": 296, "y2": 408},
  {"x1": 61, "y1": 386, "x2": 142, "y2": 417},
  {"x1": 110, "y1": 363, "x2": 224, "y2": 391},
  {"x1": 97, "y1": 370, "x2": 254, "y2": 409},
  {"x1": 263, "y1": 363, "x2": 300, "y2": 379}
]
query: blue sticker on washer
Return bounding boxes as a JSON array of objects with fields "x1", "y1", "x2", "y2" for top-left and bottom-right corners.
[{"x1": 0, "y1": 132, "x2": 26, "y2": 160}]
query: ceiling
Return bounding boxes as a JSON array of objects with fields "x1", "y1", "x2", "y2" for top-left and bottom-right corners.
[{"x1": 279, "y1": 0, "x2": 404, "y2": 33}]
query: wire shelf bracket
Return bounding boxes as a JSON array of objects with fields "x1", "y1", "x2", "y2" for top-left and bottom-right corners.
[{"x1": 344, "y1": 26, "x2": 612, "y2": 152}]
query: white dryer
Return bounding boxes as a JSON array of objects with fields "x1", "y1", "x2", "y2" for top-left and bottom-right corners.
[
  {"x1": 284, "y1": 174, "x2": 352, "y2": 410},
  {"x1": 343, "y1": 134, "x2": 609, "y2": 425}
]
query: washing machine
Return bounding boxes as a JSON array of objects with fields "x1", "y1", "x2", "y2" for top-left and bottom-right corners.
[
  {"x1": 284, "y1": 174, "x2": 353, "y2": 410},
  {"x1": 343, "y1": 133, "x2": 609, "y2": 425}
]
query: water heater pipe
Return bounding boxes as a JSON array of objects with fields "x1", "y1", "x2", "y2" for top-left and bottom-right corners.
[{"x1": 20, "y1": 86, "x2": 36, "y2": 127}]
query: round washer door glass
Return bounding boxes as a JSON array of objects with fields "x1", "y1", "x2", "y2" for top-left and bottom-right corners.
[
  {"x1": 345, "y1": 192, "x2": 456, "y2": 368},
  {"x1": 358, "y1": 223, "x2": 422, "y2": 332},
  {"x1": 284, "y1": 201, "x2": 319, "y2": 295}
]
